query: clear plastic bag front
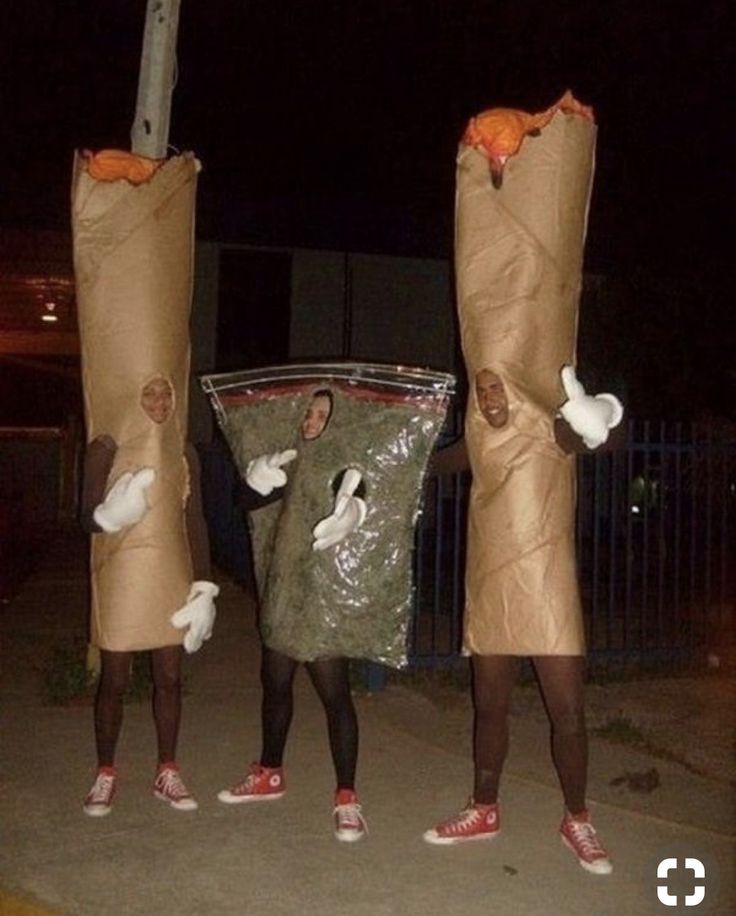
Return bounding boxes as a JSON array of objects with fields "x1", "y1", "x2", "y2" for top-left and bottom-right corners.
[{"x1": 202, "y1": 362, "x2": 455, "y2": 667}]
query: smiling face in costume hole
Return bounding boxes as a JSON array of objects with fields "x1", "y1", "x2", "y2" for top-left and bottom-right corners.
[
  {"x1": 301, "y1": 392, "x2": 332, "y2": 441},
  {"x1": 476, "y1": 369, "x2": 509, "y2": 428},
  {"x1": 141, "y1": 377, "x2": 174, "y2": 424}
]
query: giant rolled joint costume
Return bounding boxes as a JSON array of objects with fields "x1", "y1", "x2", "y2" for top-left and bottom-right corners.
[
  {"x1": 456, "y1": 92, "x2": 595, "y2": 656},
  {"x1": 72, "y1": 152, "x2": 199, "y2": 651}
]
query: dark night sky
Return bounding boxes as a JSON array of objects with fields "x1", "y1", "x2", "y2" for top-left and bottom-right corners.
[
  {"x1": 2, "y1": 1, "x2": 731, "y2": 267},
  {"x1": 2, "y1": 0, "x2": 733, "y2": 417}
]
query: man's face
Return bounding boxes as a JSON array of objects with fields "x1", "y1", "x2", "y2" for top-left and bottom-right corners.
[
  {"x1": 141, "y1": 377, "x2": 173, "y2": 424},
  {"x1": 476, "y1": 369, "x2": 509, "y2": 428},
  {"x1": 301, "y1": 394, "x2": 332, "y2": 440}
]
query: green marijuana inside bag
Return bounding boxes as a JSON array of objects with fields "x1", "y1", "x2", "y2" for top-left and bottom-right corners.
[{"x1": 202, "y1": 363, "x2": 454, "y2": 667}]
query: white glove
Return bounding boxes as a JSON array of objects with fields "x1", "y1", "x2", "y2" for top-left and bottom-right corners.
[
  {"x1": 245, "y1": 449, "x2": 298, "y2": 496},
  {"x1": 312, "y1": 468, "x2": 367, "y2": 551},
  {"x1": 559, "y1": 365, "x2": 624, "y2": 450},
  {"x1": 93, "y1": 467, "x2": 156, "y2": 533},
  {"x1": 170, "y1": 580, "x2": 219, "y2": 654}
]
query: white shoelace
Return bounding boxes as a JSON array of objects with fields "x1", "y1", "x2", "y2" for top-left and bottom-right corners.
[
  {"x1": 567, "y1": 820, "x2": 606, "y2": 858},
  {"x1": 237, "y1": 766, "x2": 264, "y2": 793},
  {"x1": 441, "y1": 806, "x2": 482, "y2": 834},
  {"x1": 237, "y1": 764, "x2": 267, "y2": 793},
  {"x1": 89, "y1": 773, "x2": 115, "y2": 803},
  {"x1": 158, "y1": 769, "x2": 190, "y2": 800},
  {"x1": 335, "y1": 802, "x2": 363, "y2": 830}
]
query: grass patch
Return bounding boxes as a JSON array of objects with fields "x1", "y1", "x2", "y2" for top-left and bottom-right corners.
[
  {"x1": 42, "y1": 640, "x2": 153, "y2": 706},
  {"x1": 42, "y1": 641, "x2": 97, "y2": 706}
]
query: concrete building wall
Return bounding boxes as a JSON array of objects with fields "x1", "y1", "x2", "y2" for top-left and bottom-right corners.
[
  {"x1": 190, "y1": 242, "x2": 457, "y2": 440},
  {"x1": 289, "y1": 249, "x2": 455, "y2": 372},
  {"x1": 347, "y1": 253, "x2": 454, "y2": 371},
  {"x1": 289, "y1": 249, "x2": 349, "y2": 359}
]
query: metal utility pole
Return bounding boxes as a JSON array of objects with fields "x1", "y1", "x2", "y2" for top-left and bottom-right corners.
[{"x1": 130, "y1": 0, "x2": 182, "y2": 158}]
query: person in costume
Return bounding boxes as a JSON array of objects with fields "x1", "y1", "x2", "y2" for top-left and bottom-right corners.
[
  {"x1": 203, "y1": 362, "x2": 451, "y2": 839},
  {"x1": 423, "y1": 93, "x2": 622, "y2": 876},
  {"x1": 79, "y1": 376, "x2": 218, "y2": 817},
  {"x1": 72, "y1": 150, "x2": 217, "y2": 817},
  {"x1": 218, "y1": 389, "x2": 369, "y2": 843}
]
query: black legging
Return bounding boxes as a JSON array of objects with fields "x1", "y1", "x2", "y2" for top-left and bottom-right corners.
[
  {"x1": 471, "y1": 654, "x2": 587, "y2": 814},
  {"x1": 94, "y1": 646, "x2": 183, "y2": 767},
  {"x1": 259, "y1": 647, "x2": 359, "y2": 790}
]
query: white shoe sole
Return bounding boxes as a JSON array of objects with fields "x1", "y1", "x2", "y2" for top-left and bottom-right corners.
[
  {"x1": 423, "y1": 829, "x2": 500, "y2": 846},
  {"x1": 83, "y1": 804, "x2": 112, "y2": 817},
  {"x1": 561, "y1": 834, "x2": 613, "y2": 875},
  {"x1": 153, "y1": 790, "x2": 198, "y2": 811},
  {"x1": 335, "y1": 830, "x2": 366, "y2": 843},
  {"x1": 217, "y1": 790, "x2": 285, "y2": 804}
]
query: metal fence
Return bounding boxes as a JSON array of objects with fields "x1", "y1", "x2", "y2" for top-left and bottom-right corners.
[
  {"x1": 410, "y1": 421, "x2": 736, "y2": 676},
  {"x1": 577, "y1": 421, "x2": 736, "y2": 669},
  {"x1": 200, "y1": 420, "x2": 736, "y2": 680}
]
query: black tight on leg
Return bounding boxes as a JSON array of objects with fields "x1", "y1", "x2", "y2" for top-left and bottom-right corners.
[
  {"x1": 532, "y1": 655, "x2": 588, "y2": 815},
  {"x1": 307, "y1": 657, "x2": 358, "y2": 790},
  {"x1": 151, "y1": 645, "x2": 184, "y2": 765},
  {"x1": 259, "y1": 648, "x2": 359, "y2": 789},
  {"x1": 471, "y1": 655, "x2": 518, "y2": 804},
  {"x1": 95, "y1": 647, "x2": 184, "y2": 768},
  {"x1": 259, "y1": 648, "x2": 299, "y2": 768},
  {"x1": 471, "y1": 654, "x2": 588, "y2": 811},
  {"x1": 94, "y1": 651, "x2": 132, "y2": 767}
]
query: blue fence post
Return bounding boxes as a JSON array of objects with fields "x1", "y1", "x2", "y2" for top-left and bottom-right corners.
[{"x1": 363, "y1": 663, "x2": 387, "y2": 692}]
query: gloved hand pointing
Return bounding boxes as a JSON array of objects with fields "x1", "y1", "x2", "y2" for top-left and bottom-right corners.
[
  {"x1": 245, "y1": 449, "x2": 298, "y2": 496},
  {"x1": 312, "y1": 468, "x2": 367, "y2": 551},
  {"x1": 559, "y1": 365, "x2": 624, "y2": 450},
  {"x1": 170, "y1": 580, "x2": 219, "y2": 654},
  {"x1": 93, "y1": 467, "x2": 156, "y2": 533}
]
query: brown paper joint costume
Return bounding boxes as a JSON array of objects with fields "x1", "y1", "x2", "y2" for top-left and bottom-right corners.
[
  {"x1": 73, "y1": 154, "x2": 199, "y2": 651},
  {"x1": 456, "y1": 107, "x2": 597, "y2": 657},
  {"x1": 425, "y1": 96, "x2": 616, "y2": 870}
]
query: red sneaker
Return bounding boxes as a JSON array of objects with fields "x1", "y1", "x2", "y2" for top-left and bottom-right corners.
[
  {"x1": 153, "y1": 763, "x2": 198, "y2": 811},
  {"x1": 217, "y1": 762, "x2": 286, "y2": 804},
  {"x1": 423, "y1": 800, "x2": 500, "y2": 845},
  {"x1": 83, "y1": 766, "x2": 117, "y2": 817},
  {"x1": 333, "y1": 789, "x2": 367, "y2": 843},
  {"x1": 560, "y1": 810, "x2": 613, "y2": 875}
]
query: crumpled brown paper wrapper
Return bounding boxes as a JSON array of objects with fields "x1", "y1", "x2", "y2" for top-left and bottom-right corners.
[
  {"x1": 72, "y1": 153, "x2": 199, "y2": 651},
  {"x1": 456, "y1": 109, "x2": 596, "y2": 656}
]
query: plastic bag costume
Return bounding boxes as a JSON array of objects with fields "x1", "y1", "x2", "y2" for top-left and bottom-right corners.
[
  {"x1": 456, "y1": 95, "x2": 596, "y2": 656},
  {"x1": 72, "y1": 153, "x2": 199, "y2": 651},
  {"x1": 202, "y1": 363, "x2": 454, "y2": 666}
]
